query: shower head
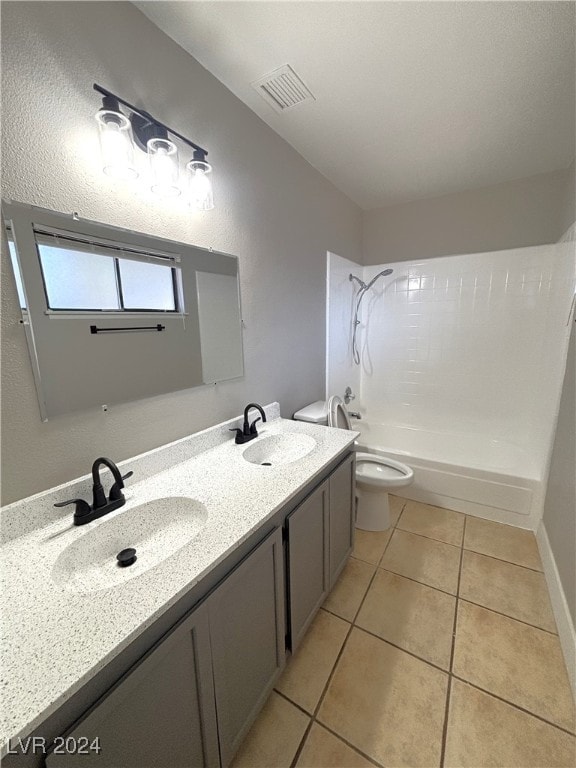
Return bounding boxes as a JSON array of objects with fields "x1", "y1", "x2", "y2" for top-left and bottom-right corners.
[
  {"x1": 349, "y1": 268, "x2": 393, "y2": 291},
  {"x1": 363, "y1": 268, "x2": 393, "y2": 291}
]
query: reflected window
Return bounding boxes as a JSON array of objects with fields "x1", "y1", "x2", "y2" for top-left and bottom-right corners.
[{"x1": 34, "y1": 230, "x2": 180, "y2": 313}]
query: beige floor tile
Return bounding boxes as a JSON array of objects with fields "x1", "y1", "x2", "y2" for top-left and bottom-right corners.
[
  {"x1": 445, "y1": 678, "x2": 576, "y2": 768},
  {"x1": 388, "y1": 494, "x2": 406, "y2": 527},
  {"x1": 352, "y1": 528, "x2": 392, "y2": 565},
  {"x1": 230, "y1": 691, "x2": 309, "y2": 768},
  {"x1": 275, "y1": 609, "x2": 349, "y2": 713},
  {"x1": 323, "y1": 557, "x2": 375, "y2": 622},
  {"x1": 380, "y1": 529, "x2": 461, "y2": 594},
  {"x1": 356, "y1": 569, "x2": 456, "y2": 669},
  {"x1": 460, "y1": 550, "x2": 556, "y2": 632},
  {"x1": 296, "y1": 723, "x2": 374, "y2": 768},
  {"x1": 464, "y1": 517, "x2": 542, "y2": 570},
  {"x1": 397, "y1": 500, "x2": 465, "y2": 546},
  {"x1": 318, "y1": 627, "x2": 448, "y2": 767},
  {"x1": 454, "y1": 601, "x2": 575, "y2": 732}
]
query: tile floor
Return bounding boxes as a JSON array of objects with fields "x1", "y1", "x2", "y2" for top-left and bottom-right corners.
[{"x1": 231, "y1": 497, "x2": 576, "y2": 768}]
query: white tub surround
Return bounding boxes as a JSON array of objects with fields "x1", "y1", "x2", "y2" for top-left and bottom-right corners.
[
  {"x1": 0, "y1": 404, "x2": 357, "y2": 756},
  {"x1": 326, "y1": 252, "x2": 361, "y2": 403},
  {"x1": 328, "y1": 243, "x2": 575, "y2": 529}
]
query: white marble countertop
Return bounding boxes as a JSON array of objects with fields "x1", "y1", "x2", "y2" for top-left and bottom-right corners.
[{"x1": 0, "y1": 405, "x2": 356, "y2": 755}]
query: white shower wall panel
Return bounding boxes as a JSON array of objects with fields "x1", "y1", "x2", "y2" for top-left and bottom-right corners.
[
  {"x1": 326, "y1": 251, "x2": 361, "y2": 402},
  {"x1": 359, "y1": 245, "x2": 574, "y2": 470}
]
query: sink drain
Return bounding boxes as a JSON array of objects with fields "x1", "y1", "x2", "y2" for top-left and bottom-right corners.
[
  {"x1": 261, "y1": 462, "x2": 272, "y2": 466},
  {"x1": 117, "y1": 548, "x2": 137, "y2": 567}
]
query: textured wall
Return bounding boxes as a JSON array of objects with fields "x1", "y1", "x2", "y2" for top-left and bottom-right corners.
[
  {"x1": 543, "y1": 221, "x2": 576, "y2": 626},
  {"x1": 543, "y1": 320, "x2": 576, "y2": 623},
  {"x1": 0, "y1": 2, "x2": 362, "y2": 504},
  {"x1": 363, "y1": 166, "x2": 575, "y2": 265},
  {"x1": 559, "y1": 160, "x2": 576, "y2": 235}
]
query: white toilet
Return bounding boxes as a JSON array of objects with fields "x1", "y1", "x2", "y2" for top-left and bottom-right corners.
[{"x1": 294, "y1": 396, "x2": 414, "y2": 531}]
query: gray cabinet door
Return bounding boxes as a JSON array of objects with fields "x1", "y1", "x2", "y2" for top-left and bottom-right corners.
[
  {"x1": 286, "y1": 480, "x2": 329, "y2": 651},
  {"x1": 45, "y1": 602, "x2": 219, "y2": 768},
  {"x1": 329, "y1": 454, "x2": 355, "y2": 587},
  {"x1": 208, "y1": 528, "x2": 285, "y2": 768}
]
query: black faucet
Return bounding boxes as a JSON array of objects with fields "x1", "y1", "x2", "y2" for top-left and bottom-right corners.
[
  {"x1": 54, "y1": 457, "x2": 133, "y2": 526},
  {"x1": 230, "y1": 403, "x2": 267, "y2": 444}
]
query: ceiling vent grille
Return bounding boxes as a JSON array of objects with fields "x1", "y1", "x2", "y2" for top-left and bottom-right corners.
[{"x1": 251, "y1": 65, "x2": 315, "y2": 113}]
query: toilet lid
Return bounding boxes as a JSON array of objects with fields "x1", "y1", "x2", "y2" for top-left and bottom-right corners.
[
  {"x1": 355, "y1": 452, "x2": 414, "y2": 488},
  {"x1": 327, "y1": 395, "x2": 352, "y2": 430}
]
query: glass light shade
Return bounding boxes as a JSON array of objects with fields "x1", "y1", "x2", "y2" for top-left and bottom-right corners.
[
  {"x1": 187, "y1": 160, "x2": 214, "y2": 211},
  {"x1": 148, "y1": 138, "x2": 181, "y2": 198},
  {"x1": 95, "y1": 110, "x2": 138, "y2": 180}
]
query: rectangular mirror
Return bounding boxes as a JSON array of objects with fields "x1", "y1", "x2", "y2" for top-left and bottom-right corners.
[{"x1": 3, "y1": 200, "x2": 244, "y2": 420}]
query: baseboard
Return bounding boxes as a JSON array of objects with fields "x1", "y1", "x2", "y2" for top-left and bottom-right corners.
[{"x1": 536, "y1": 522, "x2": 576, "y2": 703}]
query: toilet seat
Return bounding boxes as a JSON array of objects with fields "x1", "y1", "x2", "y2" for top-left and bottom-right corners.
[
  {"x1": 355, "y1": 452, "x2": 414, "y2": 488},
  {"x1": 327, "y1": 395, "x2": 414, "y2": 490},
  {"x1": 327, "y1": 395, "x2": 352, "y2": 430}
]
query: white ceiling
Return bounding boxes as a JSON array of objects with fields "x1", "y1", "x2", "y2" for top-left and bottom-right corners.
[{"x1": 136, "y1": 1, "x2": 576, "y2": 210}]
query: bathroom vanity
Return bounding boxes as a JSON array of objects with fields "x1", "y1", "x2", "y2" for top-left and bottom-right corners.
[{"x1": 1, "y1": 404, "x2": 356, "y2": 768}]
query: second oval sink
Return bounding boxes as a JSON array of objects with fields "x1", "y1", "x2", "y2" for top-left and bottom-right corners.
[
  {"x1": 242, "y1": 433, "x2": 317, "y2": 466},
  {"x1": 52, "y1": 497, "x2": 207, "y2": 593}
]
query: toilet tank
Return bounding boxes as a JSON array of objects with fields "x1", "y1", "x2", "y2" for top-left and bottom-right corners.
[{"x1": 293, "y1": 400, "x2": 328, "y2": 425}]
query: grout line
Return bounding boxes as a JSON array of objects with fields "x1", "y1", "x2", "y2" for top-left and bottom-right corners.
[
  {"x1": 350, "y1": 626, "x2": 449, "y2": 675},
  {"x1": 292, "y1": 508, "x2": 405, "y2": 763},
  {"x1": 463, "y1": 545, "x2": 544, "y2": 573},
  {"x1": 451, "y1": 675, "x2": 576, "y2": 738},
  {"x1": 392, "y1": 527, "x2": 462, "y2": 552},
  {"x1": 396, "y1": 523, "x2": 465, "y2": 549},
  {"x1": 376, "y1": 564, "x2": 458, "y2": 598},
  {"x1": 311, "y1": 721, "x2": 386, "y2": 768},
  {"x1": 288, "y1": 714, "x2": 313, "y2": 768},
  {"x1": 288, "y1": 617, "x2": 356, "y2": 768},
  {"x1": 439, "y1": 515, "x2": 467, "y2": 767},
  {"x1": 289, "y1": 509, "x2": 409, "y2": 768},
  {"x1": 274, "y1": 688, "x2": 314, "y2": 719},
  {"x1": 457, "y1": 597, "x2": 559, "y2": 636}
]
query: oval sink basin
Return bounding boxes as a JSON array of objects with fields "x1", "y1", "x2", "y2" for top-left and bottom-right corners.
[
  {"x1": 242, "y1": 433, "x2": 317, "y2": 466},
  {"x1": 52, "y1": 497, "x2": 208, "y2": 593}
]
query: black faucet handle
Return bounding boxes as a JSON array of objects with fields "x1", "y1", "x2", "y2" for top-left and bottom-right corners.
[
  {"x1": 249, "y1": 417, "x2": 261, "y2": 435},
  {"x1": 109, "y1": 471, "x2": 133, "y2": 501},
  {"x1": 54, "y1": 498, "x2": 92, "y2": 518},
  {"x1": 229, "y1": 427, "x2": 245, "y2": 444}
]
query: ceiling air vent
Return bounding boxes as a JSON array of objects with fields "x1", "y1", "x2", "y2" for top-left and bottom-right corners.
[{"x1": 251, "y1": 65, "x2": 315, "y2": 113}]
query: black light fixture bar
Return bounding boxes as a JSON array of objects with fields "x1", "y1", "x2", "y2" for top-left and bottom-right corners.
[{"x1": 93, "y1": 83, "x2": 208, "y2": 158}]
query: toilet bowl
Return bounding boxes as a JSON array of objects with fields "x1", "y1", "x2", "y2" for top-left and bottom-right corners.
[{"x1": 293, "y1": 396, "x2": 414, "y2": 531}]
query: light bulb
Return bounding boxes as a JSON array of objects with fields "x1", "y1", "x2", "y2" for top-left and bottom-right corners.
[
  {"x1": 95, "y1": 110, "x2": 138, "y2": 180},
  {"x1": 187, "y1": 157, "x2": 214, "y2": 211},
  {"x1": 148, "y1": 138, "x2": 181, "y2": 198}
]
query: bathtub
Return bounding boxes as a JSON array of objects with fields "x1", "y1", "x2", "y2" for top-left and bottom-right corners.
[{"x1": 355, "y1": 421, "x2": 542, "y2": 527}]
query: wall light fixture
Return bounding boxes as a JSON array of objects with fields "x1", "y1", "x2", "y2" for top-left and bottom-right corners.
[{"x1": 94, "y1": 83, "x2": 214, "y2": 210}]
